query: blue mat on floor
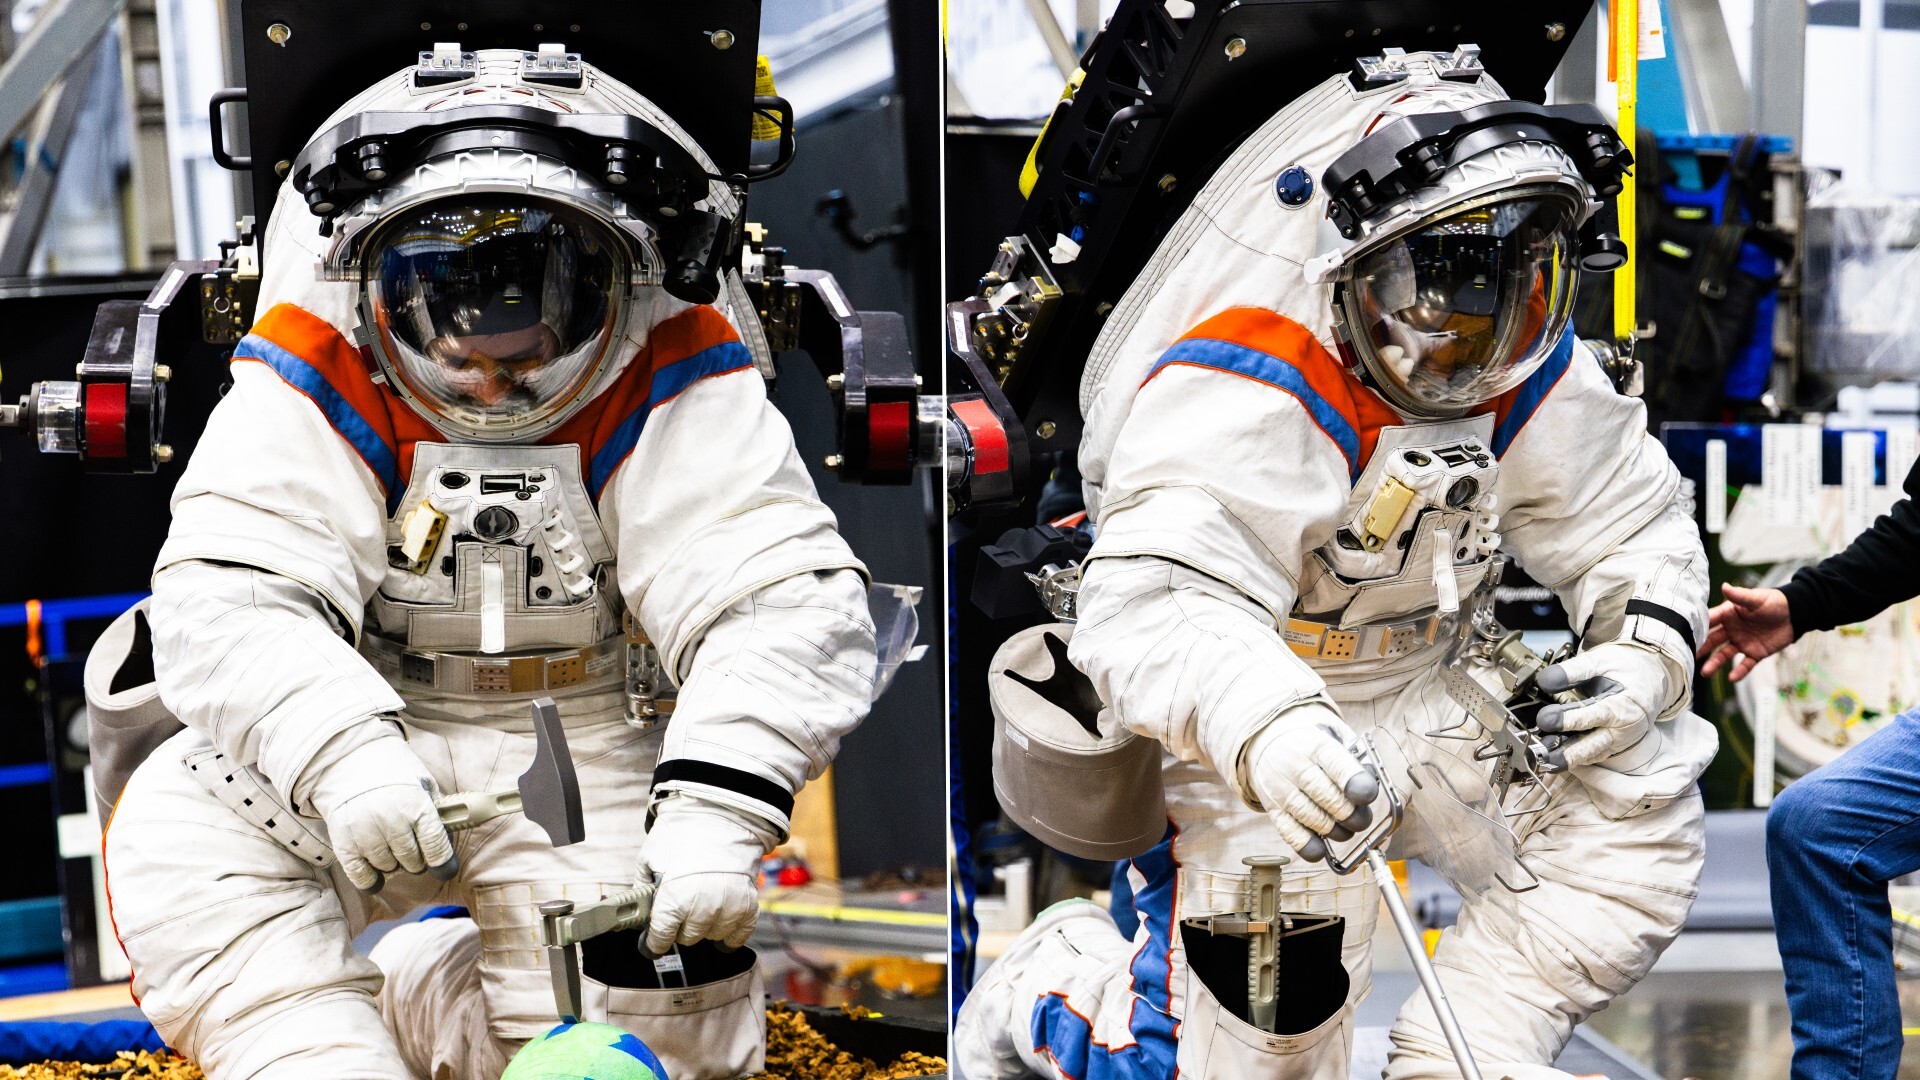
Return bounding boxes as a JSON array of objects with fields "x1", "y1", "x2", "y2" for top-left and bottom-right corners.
[{"x1": 0, "y1": 1019, "x2": 166, "y2": 1064}]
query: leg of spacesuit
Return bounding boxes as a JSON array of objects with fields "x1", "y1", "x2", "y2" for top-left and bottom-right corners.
[
  {"x1": 955, "y1": 825, "x2": 1360, "y2": 1080},
  {"x1": 953, "y1": 894, "x2": 1170, "y2": 1080},
  {"x1": 104, "y1": 728, "x2": 437, "y2": 1079},
  {"x1": 371, "y1": 917, "x2": 517, "y2": 1080},
  {"x1": 1375, "y1": 682, "x2": 1705, "y2": 1079}
]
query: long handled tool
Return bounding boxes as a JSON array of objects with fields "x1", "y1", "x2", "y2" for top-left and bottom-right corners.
[
  {"x1": 365, "y1": 696, "x2": 586, "y2": 892},
  {"x1": 1365, "y1": 846, "x2": 1484, "y2": 1080},
  {"x1": 1328, "y1": 734, "x2": 1486, "y2": 1080}
]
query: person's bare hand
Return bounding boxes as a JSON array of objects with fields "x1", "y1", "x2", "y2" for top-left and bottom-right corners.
[{"x1": 1698, "y1": 584, "x2": 1797, "y2": 682}]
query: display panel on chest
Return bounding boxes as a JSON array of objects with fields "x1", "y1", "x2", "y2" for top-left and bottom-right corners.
[
  {"x1": 369, "y1": 443, "x2": 621, "y2": 653},
  {"x1": 1295, "y1": 416, "x2": 1503, "y2": 627}
]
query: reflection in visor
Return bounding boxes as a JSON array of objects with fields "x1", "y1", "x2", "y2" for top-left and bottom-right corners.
[
  {"x1": 367, "y1": 197, "x2": 622, "y2": 435},
  {"x1": 1348, "y1": 193, "x2": 1576, "y2": 415}
]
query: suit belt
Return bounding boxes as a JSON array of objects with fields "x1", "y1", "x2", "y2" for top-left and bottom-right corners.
[
  {"x1": 360, "y1": 633, "x2": 626, "y2": 695},
  {"x1": 1281, "y1": 611, "x2": 1455, "y2": 662}
]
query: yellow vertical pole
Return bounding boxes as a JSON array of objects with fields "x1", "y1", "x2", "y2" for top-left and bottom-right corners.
[{"x1": 1613, "y1": 0, "x2": 1639, "y2": 347}]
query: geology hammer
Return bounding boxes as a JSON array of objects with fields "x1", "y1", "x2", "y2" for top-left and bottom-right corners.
[
  {"x1": 363, "y1": 696, "x2": 586, "y2": 893},
  {"x1": 539, "y1": 886, "x2": 656, "y2": 1023}
]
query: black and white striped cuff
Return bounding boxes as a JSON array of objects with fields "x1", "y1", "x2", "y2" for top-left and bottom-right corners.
[{"x1": 647, "y1": 759, "x2": 795, "y2": 838}]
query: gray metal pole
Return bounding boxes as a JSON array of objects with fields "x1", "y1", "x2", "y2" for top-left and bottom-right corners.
[
  {"x1": 0, "y1": 0, "x2": 124, "y2": 143},
  {"x1": 1369, "y1": 849, "x2": 1485, "y2": 1080},
  {"x1": 1665, "y1": 0, "x2": 1752, "y2": 134},
  {"x1": 1749, "y1": 0, "x2": 1806, "y2": 142}
]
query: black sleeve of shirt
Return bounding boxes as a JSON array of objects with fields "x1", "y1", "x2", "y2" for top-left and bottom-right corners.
[{"x1": 1779, "y1": 454, "x2": 1920, "y2": 634}]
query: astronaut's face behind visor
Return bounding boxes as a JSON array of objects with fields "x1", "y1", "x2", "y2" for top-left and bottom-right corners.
[
  {"x1": 1344, "y1": 188, "x2": 1579, "y2": 417},
  {"x1": 367, "y1": 196, "x2": 624, "y2": 436}
]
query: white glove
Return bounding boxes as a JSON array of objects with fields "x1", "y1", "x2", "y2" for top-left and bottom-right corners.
[
  {"x1": 1536, "y1": 642, "x2": 1674, "y2": 768},
  {"x1": 1239, "y1": 700, "x2": 1380, "y2": 861},
  {"x1": 306, "y1": 730, "x2": 456, "y2": 892},
  {"x1": 636, "y1": 796, "x2": 773, "y2": 955}
]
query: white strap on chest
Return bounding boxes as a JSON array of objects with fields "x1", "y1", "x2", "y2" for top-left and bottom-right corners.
[{"x1": 480, "y1": 559, "x2": 507, "y2": 654}]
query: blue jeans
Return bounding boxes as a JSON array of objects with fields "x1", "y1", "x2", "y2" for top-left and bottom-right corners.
[{"x1": 1770, "y1": 710, "x2": 1920, "y2": 1079}]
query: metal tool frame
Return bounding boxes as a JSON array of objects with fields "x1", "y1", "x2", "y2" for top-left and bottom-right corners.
[{"x1": 1429, "y1": 570, "x2": 1584, "y2": 817}]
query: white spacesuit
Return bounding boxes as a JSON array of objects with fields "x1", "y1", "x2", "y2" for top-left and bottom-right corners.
[
  {"x1": 99, "y1": 51, "x2": 879, "y2": 1080},
  {"x1": 956, "y1": 55, "x2": 1717, "y2": 1080}
]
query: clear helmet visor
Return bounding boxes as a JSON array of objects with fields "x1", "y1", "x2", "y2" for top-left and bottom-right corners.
[
  {"x1": 365, "y1": 195, "x2": 625, "y2": 439},
  {"x1": 1342, "y1": 189, "x2": 1581, "y2": 416}
]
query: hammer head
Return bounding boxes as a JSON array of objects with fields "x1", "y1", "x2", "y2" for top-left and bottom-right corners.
[{"x1": 520, "y1": 697, "x2": 586, "y2": 847}]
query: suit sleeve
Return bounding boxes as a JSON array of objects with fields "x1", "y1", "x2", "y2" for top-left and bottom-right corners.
[
  {"x1": 1498, "y1": 339, "x2": 1708, "y2": 719},
  {"x1": 149, "y1": 360, "x2": 401, "y2": 802},
  {"x1": 1073, "y1": 358, "x2": 1353, "y2": 787},
  {"x1": 601, "y1": 360, "x2": 874, "y2": 839}
]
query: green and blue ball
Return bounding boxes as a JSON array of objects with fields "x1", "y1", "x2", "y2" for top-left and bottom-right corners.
[{"x1": 501, "y1": 1020, "x2": 669, "y2": 1080}]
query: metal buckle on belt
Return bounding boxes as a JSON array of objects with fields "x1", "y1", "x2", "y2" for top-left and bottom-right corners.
[
  {"x1": 1284, "y1": 614, "x2": 1440, "y2": 661},
  {"x1": 468, "y1": 653, "x2": 591, "y2": 694}
]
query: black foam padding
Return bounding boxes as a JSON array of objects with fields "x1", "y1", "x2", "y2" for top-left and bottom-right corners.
[
  {"x1": 109, "y1": 609, "x2": 157, "y2": 694},
  {"x1": 579, "y1": 929, "x2": 756, "y2": 991}
]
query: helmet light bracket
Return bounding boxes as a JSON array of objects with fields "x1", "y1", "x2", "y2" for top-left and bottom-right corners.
[
  {"x1": 1322, "y1": 100, "x2": 1632, "y2": 243},
  {"x1": 293, "y1": 104, "x2": 714, "y2": 223}
]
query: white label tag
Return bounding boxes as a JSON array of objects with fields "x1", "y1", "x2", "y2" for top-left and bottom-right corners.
[
  {"x1": 1763, "y1": 424, "x2": 1821, "y2": 527},
  {"x1": 1704, "y1": 440, "x2": 1728, "y2": 533},
  {"x1": 1432, "y1": 528, "x2": 1459, "y2": 615},
  {"x1": 652, "y1": 951, "x2": 686, "y2": 974},
  {"x1": 480, "y1": 558, "x2": 507, "y2": 655},
  {"x1": 1753, "y1": 689, "x2": 1777, "y2": 808},
  {"x1": 1842, "y1": 431, "x2": 1878, "y2": 540},
  {"x1": 1889, "y1": 427, "x2": 1918, "y2": 485},
  {"x1": 1639, "y1": 0, "x2": 1668, "y2": 60}
]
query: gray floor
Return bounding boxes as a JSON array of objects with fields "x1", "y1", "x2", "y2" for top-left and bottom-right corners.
[
  {"x1": 1581, "y1": 969, "x2": 1796, "y2": 1080},
  {"x1": 1576, "y1": 966, "x2": 1920, "y2": 1080},
  {"x1": 1358, "y1": 972, "x2": 1659, "y2": 1079}
]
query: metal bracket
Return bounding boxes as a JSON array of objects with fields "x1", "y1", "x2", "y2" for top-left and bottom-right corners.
[
  {"x1": 969, "y1": 235, "x2": 1062, "y2": 386},
  {"x1": 0, "y1": 260, "x2": 211, "y2": 471},
  {"x1": 1430, "y1": 578, "x2": 1577, "y2": 814},
  {"x1": 779, "y1": 268, "x2": 936, "y2": 484},
  {"x1": 624, "y1": 610, "x2": 675, "y2": 733},
  {"x1": 200, "y1": 217, "x2": 261, "y2": 345},
  {"x1": 520, "y1": 44, "x2": 585, "y2": 88},
  {"x1": 1025, "y1": 561, "x2": 1082, "y2": 622},
  {"x1": 414, "y1": 42, "x2": 478, "y2": 87},
  {"x1": 1585, "y1": 335, "x2": 1646, "y2": 397},
  {"x1": 1353, "y1": 46, "x2": 1414, "y2": 84},
  {"x1": 738, "y1": 223, "x2": 799, "y2": 357},
  {"x1": 946, "y1": 300, "x2": 1032, "y2": 515}
]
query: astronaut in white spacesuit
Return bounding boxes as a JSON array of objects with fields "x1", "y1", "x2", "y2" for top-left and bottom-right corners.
[
  {"x1": 956, "y1": 52, "x2": 1717, "y2": 1080},
  {"x1": 99, "y1": 49, "x2": 878, "y2": 1080}
]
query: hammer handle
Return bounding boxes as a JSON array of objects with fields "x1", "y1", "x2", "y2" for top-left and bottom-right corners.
[{"x1": 435, "y1": 788, "x2": 523, "y2": 831}]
